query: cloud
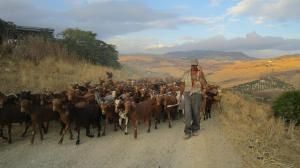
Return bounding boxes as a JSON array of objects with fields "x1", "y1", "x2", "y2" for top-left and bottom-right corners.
[
  {"x1": 0, "y1": 0, "x2": 57, "y2": 26},
  {"x1": 145, "y1": 43, "x2": 172, "y2": 50},
  {"x1": 210, "y1": 0, "x2": 221, "y2": 7},
  {"x1": 65, "y1": 1, "x2": 178, "y2": 37},
  {"x1": 148, "y1": 32, "x2": 300, "y2": 57},
  {"x1": 227, "y1": 0, "x2": 300, "y2": 23},
  {"x1": 0, "y1": 0, "x2": 216, "y2": 38},
  {"x1": 67, "y1": 1, "x2": 174, "y2": 23},
  {"x1": 85, "y1": 0, "x2": 111, "y2": 3},
  {"x1": 254, "y1": 16, "x2": 265, "y2": 24},
  {"x1": 145, "y1": 16, "x2": 212, "y2": 29},
  {"x1": 107, "y1": 36, "x2": 164, "y2": 54}
]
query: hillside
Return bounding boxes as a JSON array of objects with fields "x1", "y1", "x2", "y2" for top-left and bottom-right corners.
[
  {"x1": 229, "y1": 76, "x2": 295, "y2": 103},
  {"x1": 0, "y1": 38, "x2": 157, "y2": 93},
  {"x1": 120, "y1": 55, "x2": 233, "y2": 78},
  {"x1": 164, "y1": 50, "x2": 255, "y2": 61},
  {"x1": 220, "y1": 92, "x2": 300, "y2": 168},
  {"x1": 207, "y1": 55, "x2": 300, "y2": 88},
  {"x1": 0, "y1": 57, "x2": 152, "y2": 94},
  {"x1": 120, "y1": 55, "x2": 189, "y2": 78},
  {"x1": 119, "y1": 54, "x2": 300, "y2": 88}
]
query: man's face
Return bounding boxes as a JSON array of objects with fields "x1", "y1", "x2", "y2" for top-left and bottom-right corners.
[{"x1": 191, "y1": 65, "x2": 198, "y2": 71}]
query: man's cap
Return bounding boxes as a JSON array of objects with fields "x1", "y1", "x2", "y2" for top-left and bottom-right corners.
[{"x1": 190, "y1": 59, "x2": 199, "y2": 66}]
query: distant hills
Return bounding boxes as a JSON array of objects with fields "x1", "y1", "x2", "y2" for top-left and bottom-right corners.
[
  {"x1": 163, "y1": 50, "x2": 255, "y2": 61},
  {"x1": 119, "y1": 53, "x2": 300, "y2": 88}
]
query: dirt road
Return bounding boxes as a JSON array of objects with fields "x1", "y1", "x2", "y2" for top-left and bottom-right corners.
[{"x1": 0, "y1": 117, "x2": 241, "y2": 168}]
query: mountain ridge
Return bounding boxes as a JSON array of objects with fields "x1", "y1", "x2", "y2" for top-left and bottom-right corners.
[{"x1": 163, "y1": 50, "x2": 255, "y2": 61}]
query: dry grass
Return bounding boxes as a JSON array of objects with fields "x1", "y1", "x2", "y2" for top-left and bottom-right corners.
[
  {"x1": 275, "y1": 70, "x2": 300, "y2": 89},
  {"x1": 0, "y1": 57, "x2": 138, "y2": 94},
  {"x1": 119, "y1": 55, "x2": 154, "y2": 62},
  {"x1": 149, "y1": 66, "x2": 185, "y2": 78},
  {"x1": 218, "y1": 92, "x2": 300, "y2": 168},
  {"x1": 119, "y1": 55, "x2": 300, "y2": 89},
  {"x1": 208, "y1": 56, "x2": 300, "y2": 88},
  {"x1": 0, "y1": 37, "x2": 157, "y2": 94}
]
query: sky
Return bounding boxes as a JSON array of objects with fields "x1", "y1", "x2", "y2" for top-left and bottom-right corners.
[{"x1": 1, "y1": 0, "x2": 300, "y2": 57}]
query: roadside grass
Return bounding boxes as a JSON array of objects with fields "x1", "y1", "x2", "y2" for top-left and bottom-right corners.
[
  {"x1": 0, "y1": 57, "x2": 123, "y2": 93},
  {"x1": 218, "y1": 92, "x2": 300, "y2": 168},
  {"x1": 0, "y1": 37, "x2": 166, "y2": 93}
]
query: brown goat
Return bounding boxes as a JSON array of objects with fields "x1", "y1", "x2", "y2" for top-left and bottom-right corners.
[
  {"x1": 130, "y1": 97, "x2": 156, "y2": 139},
  {"x1": 20, "y1": 93, "x2": 58, "y2": 144},
  {"x1": 0, "y1": 93, "x2": 30, "y2": 143},
  {"x1": 100, "y1": 101, "x2": 118, "y2": 136},
  {"x1": 152, "y1": 95, "x2": 163, "y2": 129},
  {"x1": 67, "y1": 89, "x2": 102, "y2": 145},
  {"x1": 163, "y1": 94, "x2": 178, "y2": 128},
  {"x1": 52, "y1": 98, "x2": 74, "y2": 144}
]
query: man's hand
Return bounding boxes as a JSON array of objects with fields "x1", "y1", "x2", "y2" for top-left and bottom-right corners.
[{"x1": 180, "y1": 82, "x2": 185, "y2": 97}]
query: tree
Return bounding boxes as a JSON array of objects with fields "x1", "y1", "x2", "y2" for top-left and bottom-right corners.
[
  {"x1": 0, "y1": 19, "x2": 11, "y2": 43},
  {"x1": 62, "y1": 28, "x2": 120, "y2": 68}
]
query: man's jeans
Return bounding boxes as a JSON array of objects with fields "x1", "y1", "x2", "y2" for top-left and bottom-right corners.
[{"x1": 184, "y1": 92, "x2": 201, "y2": 135}]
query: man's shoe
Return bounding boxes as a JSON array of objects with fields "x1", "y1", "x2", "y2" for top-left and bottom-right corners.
[
  {"x1": 183, "y1": 134, "x2": 191, "y2": 140},
  {"x1": 192, "y1": 131, "x2": 199, "y2": 136}
]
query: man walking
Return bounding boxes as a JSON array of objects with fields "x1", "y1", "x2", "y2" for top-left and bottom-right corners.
[{"x1": 180, "y1": 59, "x2": 207, "y2": 139}]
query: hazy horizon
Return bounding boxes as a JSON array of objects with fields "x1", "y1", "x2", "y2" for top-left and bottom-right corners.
[{"x1": 118, "y1": 48, "x2": 300, "y2": 59}]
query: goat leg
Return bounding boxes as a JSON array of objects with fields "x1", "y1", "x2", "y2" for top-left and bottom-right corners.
[
  {"x1": 219, "y1": 102, "x2": 223, "y2": 113},
  {"x1": 102, "y1": 118, "x2": 107, "y2": 136},
  {"x1": 0, "y1": 128, "x2": 8, "y2": 140},
  {"x1": 134, "y1": 121, "x2": 137, "y2": 139},
  {"x1": 0, "y1": 128, "x2": 5, "y2": 139},
  {"x1": 97, "y1": 118, "x2": 101, "y2": 137},
  {"x1": 114, "y1": 117, "x2": 118, "y2": 132},
  {"x1": 147, "y1": 119, "x2": 151, "y2": 133},
  {"x1": 59, "y1": 122, "x2": 65, "y2": 135},
  {"x1": 167, "y1": 110, "x2": 172, "y2": 128},
  {"x1": 58, "y1": 124, "x2": 69, "y2": 144},
  {"x1": 22, "y1": 122, "x2": 30, "y2": 137},
  {"x1": 204, "y1": 106, "x2": 208, "y2": 120},
  {"x1": 124, "y1": 117, "x2": 128, "y2": 135},
  {"x1": 69, "y1": 124, "x2": 73, "y2": 140},
  {"x1": 76, "y1": 127, "x2": 80, "y2": 145},
  {"x1": 154, "y1": 118, "x2": 158, "y2": 129},
  {"x1": 42, "y1": 122, "x2": 49, "y2": 134},
  {"x1": 154, "y1": 112, "x2": 159, "y2": 129},
  {"x1": 118, "y1": 118, "x2": 123, "y2": 130},
  {"x1": 8, "y1": 124, "x2": 12, "y2": 144},
  {"x1": 31, "y1": 123, "x2": 37, "y2": 144},
  {"x1": 39, "y1": 123, "x2": 44, "y2": 141},
  {"x1": 86, "y1": 126, "x2": 94, "y2": 138}
]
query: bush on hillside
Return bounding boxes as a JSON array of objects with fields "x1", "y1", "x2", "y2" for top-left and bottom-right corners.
[
  {"x1": 272, "y1": 90, "x2": 300, "y2": 124},
  {"x1": 62, "y1": 28, "x2": 120, "y2": 68},
  {"x1": 1, "y1": 20, "x2": 121, "y2": 68}
]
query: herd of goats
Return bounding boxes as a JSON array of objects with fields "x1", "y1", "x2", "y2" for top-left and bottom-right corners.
[{"x1": 0, "y1": 76, "x2": 222, "y2": 145}]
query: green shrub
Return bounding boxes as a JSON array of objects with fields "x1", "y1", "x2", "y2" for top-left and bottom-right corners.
[
  {"x1": 272, "y1": 90, "x2": 300, "y2": 124},
  {"x1": 62, "y1": 28, "x2": 120, "y2": 68}
]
